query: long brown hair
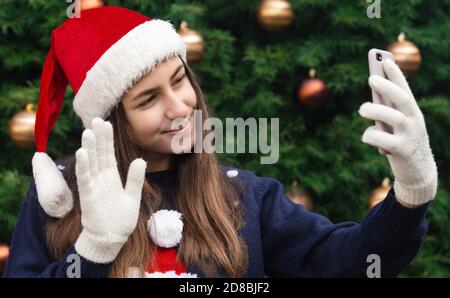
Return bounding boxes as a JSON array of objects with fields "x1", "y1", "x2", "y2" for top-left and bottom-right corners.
[{"x1": 45, "y1": 55, "x2": 248, "y2": 277}]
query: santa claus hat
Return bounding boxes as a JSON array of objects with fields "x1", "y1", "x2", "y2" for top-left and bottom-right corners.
[{"x1": 32, "y1": 6, "x2": 187, "y2": 217}]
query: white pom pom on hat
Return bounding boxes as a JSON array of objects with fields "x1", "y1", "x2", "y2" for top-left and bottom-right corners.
[
  {"x1": 147, "y1": 209, "x2": 184, "y2": 248},
  {"x1": 32, "y1": 152, "x2": 73, "y2": 218}
]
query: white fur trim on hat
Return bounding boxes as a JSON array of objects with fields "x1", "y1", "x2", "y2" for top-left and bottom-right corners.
[
  {"x1": 147, "y1": 209, "x2": 183, "y2": 248},
  {"x1": 32, "y1": 152, "x2": 73, "y2": 218},
  {"x1": 73, "y1": 19, "x2": 187, "y2": 128}
]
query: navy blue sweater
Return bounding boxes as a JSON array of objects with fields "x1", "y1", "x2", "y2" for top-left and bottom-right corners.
[{"x1": 4, "y1": 165, "x2": 428, "y2": 278}]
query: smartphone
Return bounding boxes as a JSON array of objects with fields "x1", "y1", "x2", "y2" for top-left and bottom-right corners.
[{"x1": 368, "y1": 48, "x2": 395, "y2": 155}]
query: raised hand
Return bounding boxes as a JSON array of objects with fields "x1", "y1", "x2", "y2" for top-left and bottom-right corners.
[
  {"x1": 74, "y1": 117, "x2": 147, "y2": 263},
  {"x1": 359, "y1": 59, "x2": 438, "y2": 207}
]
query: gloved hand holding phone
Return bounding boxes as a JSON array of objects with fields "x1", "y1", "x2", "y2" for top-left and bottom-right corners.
[{"x1": 359, "y1": 52, "x2": 438, "y2": 207}]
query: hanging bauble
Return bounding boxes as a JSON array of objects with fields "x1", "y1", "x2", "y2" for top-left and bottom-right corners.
[
  {"x1": 297, "y1": 69, "x2": 329, "y2": 108},
  {"x1": 286, "y1": 181, "x2": 314, "y2": 211},
  {"x1": 177, "y1": 21, "x2": 205, "y2": 64},
  {"x1": 387, "y1": 32, "x2": 421, "y2": 77},
  {"x1": 367, "y1": 178, "x2": 392, "y2": 210},
  {"x1": 0, "y1": 244, "x2": 9, "y2": 276},
  {"x1": 257, "y1": 0, "x2": 294, "y2": 32},
  {"x1": 9, "y1": 103, "x2": 36, "y2": 149},
  {"x1": 80, "y1": 0, "x2": 105, "y2": 11}
]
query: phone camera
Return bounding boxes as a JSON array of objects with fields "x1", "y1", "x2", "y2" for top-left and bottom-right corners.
[{"x1": 376, "y1": 53, "x2": 383, "y2": 61}]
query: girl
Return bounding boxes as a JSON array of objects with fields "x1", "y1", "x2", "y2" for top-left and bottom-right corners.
[{"x1": 4, "y1": 6, "x2": 437, "y2": 278}]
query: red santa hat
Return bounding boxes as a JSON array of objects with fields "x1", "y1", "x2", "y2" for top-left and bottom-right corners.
[{"x1": 32, "y1": 6, "x2": 187, "y2": 217}]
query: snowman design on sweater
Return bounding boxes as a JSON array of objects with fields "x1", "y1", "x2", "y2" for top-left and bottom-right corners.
[
  {"x1": 128, "y1": 170, "x2": 238, "y2": 278},
  {"x1": 128, "y1": 209, "x2": 197, "y2": 278}
]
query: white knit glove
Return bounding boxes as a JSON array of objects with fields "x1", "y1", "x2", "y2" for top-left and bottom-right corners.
[
  {"x1": 358, "y1": 58, "x2": 438, "y2": 207},
  {"x1": 74, "y1": 118, "x2": 147, "y2": 263}
]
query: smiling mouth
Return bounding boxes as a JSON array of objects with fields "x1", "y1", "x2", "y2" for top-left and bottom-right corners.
[
  {"x1": 163, "y1": 125, "x2": 184, "y2": 134},
  {"x1": 162, "y1": 118, "x2": 191, "y2": 135}
]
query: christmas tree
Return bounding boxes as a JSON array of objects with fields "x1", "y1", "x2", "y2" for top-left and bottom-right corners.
[{"x1": 0, "y1": 0, "x2": 449, "y2": 277}]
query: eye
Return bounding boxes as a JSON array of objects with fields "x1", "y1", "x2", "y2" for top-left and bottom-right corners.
[
  {"x1": 174, "y1": 74, "x2": 186, "y2": 85},
  {"x1": 139, "y1": 95, "x2": 156, "y2": 107}
]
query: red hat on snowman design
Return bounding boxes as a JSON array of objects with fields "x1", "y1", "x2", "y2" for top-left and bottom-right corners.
[
  {"x1": 128, "y1": 209, "x2": 197, "y2": 278},
  {"x1": 32, "y1": 6, "x2": 196, "y2": 277}
]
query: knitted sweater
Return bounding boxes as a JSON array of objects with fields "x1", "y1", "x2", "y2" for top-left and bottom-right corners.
[{"x1": 4, "y1": 165, "x2": 429, "y2": 278}]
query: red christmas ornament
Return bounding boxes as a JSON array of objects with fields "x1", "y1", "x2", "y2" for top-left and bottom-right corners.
[
  {"x1": 0, "y1": 244, "x2": 9, "y2": 276},
  {"x1": 297, "y1": 69, "x2": 329, "y2": 108},
  {"x1": 286, "y1": 181, "x2": 314, "y2": 211},
  {"x1": 80, "y1": 0, "x2": 105, "y2": 11}
]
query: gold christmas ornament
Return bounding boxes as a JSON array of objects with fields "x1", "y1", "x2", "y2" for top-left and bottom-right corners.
[
  {"x1": 297, "y1": 69, "x2": 329, "y2": 108},
  {"x1": 257, "y1": 0, "x2": 294, "y2": 32},
  {"x1": 0, "y1": 244, "x2": 9, "y2": 276},
  {"x1": 368, "y1": 178, "x2": 392, "y2": 210},
  {"x1": 177, "y1": 21, "x2": 205, "y2": 64},
  {"x1": 80, "y1": 0, "x2": 105, "y2": 11},
  {"x1": 9, "y1": 103, "x2": 36, "y2": 149},
  {"x1": 387, "y1": 32, "x2": 421, "y2": 77},
  {"x1": 286, "y1": 181, "x2": 314, "y2": 211}
]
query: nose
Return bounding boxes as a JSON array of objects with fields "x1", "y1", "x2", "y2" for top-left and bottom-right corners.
[{"x1": 164, "y1": 89, "x2": 192, "y2": 120}]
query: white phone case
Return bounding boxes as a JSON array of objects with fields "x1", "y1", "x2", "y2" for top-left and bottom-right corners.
[{"x1": 368, "y1": 48, "x2": 395, "y2": 155}]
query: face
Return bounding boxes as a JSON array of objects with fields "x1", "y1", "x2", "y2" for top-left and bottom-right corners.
[{"x1": 121, "y1": 56, "x2": 197, "y2": 166}]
